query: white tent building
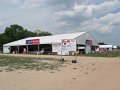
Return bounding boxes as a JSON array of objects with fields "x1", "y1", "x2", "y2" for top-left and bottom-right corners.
[
  {"x1": 3, "y1": 32, "x2": 98, "y2": 55},
  {"x1": 97, "y1": 45, "x2": 117, "y2": 52}
]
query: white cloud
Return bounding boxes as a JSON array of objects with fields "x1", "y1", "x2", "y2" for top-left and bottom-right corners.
[
  {"x1": 20, "y1": 0, "x2": 46, "y2": 9},
  {"x1": 53, "y1": 0, "x2": 120, "y2": 34},
  {"x1": 55, "y1": 0, "x2": 120, "y2": 18},
  {"x1": 2, "y1": 0, "x2": 46, "y2": 9},
  {"x1": 55, "y1": 11, "x2": 75, "y2": 18},
  {"x1": 52, "y1": 21, "x2": 70, "y2": 28},
  {"x1": 79, "y1": 12, "x2": 120, "y2": 33},
  {"x1": 2, "y1": 0, "x2": 21, "y2": 4},
  {"x1": 0, "y1": 21, "x2": 3, "y2": 26},
  {"x1": 100, "y1": 25, "x2": 113, "y2": 33}
]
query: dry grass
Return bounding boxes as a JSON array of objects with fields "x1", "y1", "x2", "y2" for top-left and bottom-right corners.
[{"x1": 0, "y1": 55, "x2": 65, "y2": 72}]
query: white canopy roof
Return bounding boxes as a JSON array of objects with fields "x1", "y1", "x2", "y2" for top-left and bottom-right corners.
[
  {"x1": 3, "y1": 32, "x2": 86, "y2": 46},
  {"x1": 99, "y1": 45, "x2": 117, "y2": 48}
]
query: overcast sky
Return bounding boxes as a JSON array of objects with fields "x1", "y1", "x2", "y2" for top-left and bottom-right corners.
[{"x1": 0, "y1": 0, "x2": 120, "y2": 45}]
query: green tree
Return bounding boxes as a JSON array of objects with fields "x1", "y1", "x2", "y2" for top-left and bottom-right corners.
[
  {"x1": 5, "y1": 24, "x2": 37, "y2": 42},
  {"x1": 34, "y1": 30, "x2": 52, "y2": 36},
  {"x1": 0, "y1": 33, "x2": 10, "y2": 50},
  {"x1": 0, "y1": 24, "x2": 36, "y2": 50},
  {"x1": 117, "y1": 46, "x2": 120, "y2": 50}
]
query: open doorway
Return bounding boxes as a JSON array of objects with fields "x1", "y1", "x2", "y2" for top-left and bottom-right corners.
[{"x1": 39, "y1": 44, "x2": 52, "y2": 54}]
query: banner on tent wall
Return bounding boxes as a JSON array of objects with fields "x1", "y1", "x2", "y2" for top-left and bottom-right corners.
[
  {"x1": 62, "y1": 39, "x2": 76, "y2": 52},
  {"x1": 86, "y1": 39, "x2": 92, "y2": 45},
  {"x1": 26, "y1": 39, "x2": 40, "y2": 44}
]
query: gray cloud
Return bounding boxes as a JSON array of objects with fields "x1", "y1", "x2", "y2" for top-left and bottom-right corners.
[{"x1": 52, "y1": 0, "x2": 120, "y2": 33}]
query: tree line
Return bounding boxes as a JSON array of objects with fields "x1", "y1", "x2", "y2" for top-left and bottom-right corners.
[{"x1": 0, "y1": 24, "x2": 52, "y2": 50}]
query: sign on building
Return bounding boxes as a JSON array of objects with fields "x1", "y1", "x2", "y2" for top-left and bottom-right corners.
[
  {"x1": 26, "y1": 39, "x2": 40, "y2": 45},
  {"x1": 61, "y1": 39, "x2": 76, "y2": 55},
  {"x1": 86, "y1": 39, "x2": 92, "y2": 45},
  {"x1": 85, "y1": 39, "x2": 92, "y2": 54}
]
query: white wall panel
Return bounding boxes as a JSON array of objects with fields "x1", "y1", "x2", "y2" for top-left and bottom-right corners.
[{"x1": 3, "y1": 46, "x2": 10, "y2": 53}]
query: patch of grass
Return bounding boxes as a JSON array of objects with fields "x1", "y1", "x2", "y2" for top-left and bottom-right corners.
[
  {"x1": 79, "y1": 51, "x2": 120, "y2": 57},
  {"x1": 0, "y1": 55, "x2": 65, "y2": 72}
]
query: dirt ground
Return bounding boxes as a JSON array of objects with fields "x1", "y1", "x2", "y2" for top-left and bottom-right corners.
[{"x1": 0, "y1": 54, "x2": 120, "y2": 90}]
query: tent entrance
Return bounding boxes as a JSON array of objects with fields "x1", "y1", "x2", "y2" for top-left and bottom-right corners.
[{"x1": 27, "y1": 44, "x2": 52, "y2": 54}]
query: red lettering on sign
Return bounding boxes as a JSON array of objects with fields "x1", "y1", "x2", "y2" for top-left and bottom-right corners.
[{"x1": 32, "y1": 39, "x2": 40, "y2": 44}]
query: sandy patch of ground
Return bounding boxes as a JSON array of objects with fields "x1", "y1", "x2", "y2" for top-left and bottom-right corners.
[{"x1": 0, "y1": 54, "x2": 120, "y2": 90}]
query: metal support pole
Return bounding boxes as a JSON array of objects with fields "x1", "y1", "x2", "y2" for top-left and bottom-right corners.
[
  {"x1": 61, "y1": 45, "x2": 63, "y2": 61},
  {"x1": 27, "y1": 45, "x2": 28, "y2": 54},
  {"x1": 38, "y1": 44, "x2": 39, "y2": 52},
  {"x1": 18, "y1": 46, "x2": 19, "y2": 54},
  {"x1": 9, "y1": 46, "x2": 11, "y2": 53},
  {"x1": 37, "y1": 44, "x2": 39, "y2": 55}
]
